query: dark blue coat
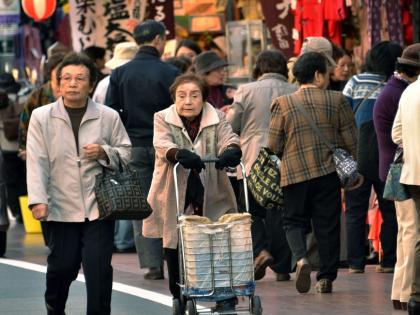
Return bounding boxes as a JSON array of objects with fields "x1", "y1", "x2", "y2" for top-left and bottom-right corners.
[{"x1": 105, "y1": 46, "x2": 179, "y2": 147}]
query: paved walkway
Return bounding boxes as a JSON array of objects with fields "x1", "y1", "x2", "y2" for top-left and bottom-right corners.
[{"x1": 0, "y1": 220, "x2": 403, "y2": 315}]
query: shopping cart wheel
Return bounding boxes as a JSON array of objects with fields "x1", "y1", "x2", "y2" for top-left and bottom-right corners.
[
  {"x1": 185, "y1": 300, "x2": 196, "y2": 315},
  {"x1": 173, "y1": 298, "x2": 182, "y2": 315},
  {"x1": 251, "y1": 295, "x2": 262, "y2": 315}
]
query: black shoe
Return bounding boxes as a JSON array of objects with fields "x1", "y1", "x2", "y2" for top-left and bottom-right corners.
[
  {"x1": 408, "y1": 299, "x2": 420, "y2": 315},
  {"x1": 212, "y1": 297, "x2": 238, "y2": 313},
  {"x1": 113, "y1": 246, "x2": 136, "y2": 253},
  {"x1": 144, "y1": 267, "x2": 164, "y2": 280}
]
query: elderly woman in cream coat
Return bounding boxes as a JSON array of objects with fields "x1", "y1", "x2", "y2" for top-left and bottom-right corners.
[
  {"x1": 392, "y1": 75, "x2": 420, "y2": 315},
  {"x1": 143, "y1": 74, "x2": 241, "y2": 310}
]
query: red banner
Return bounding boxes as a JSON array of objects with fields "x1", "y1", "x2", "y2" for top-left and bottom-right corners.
[
  {"x1": 260, "y1": 0, "x2": 295, "y2": 58},
  {"x1": 146, "y1": 0, "x2": 175, "y2": 40}
]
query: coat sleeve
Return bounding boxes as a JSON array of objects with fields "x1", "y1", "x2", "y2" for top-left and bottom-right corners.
[
  {"x1": 153, "y1": 112, "x2": 179, "y2": 162},
  {"x1": 100, "y1": 110, "x2": 132, "y2": 170},
  {"x1": 267, "y1": 98, "x2": 285, "y2": 157},
  {"x1": 226, "y1": 86, "x2": 245, "y2": 134},
  {"x1": 26, "y1": 110, "x2": 50, "y2": 207},
  {"x1": 391, "y1": 105, "x2": 402, "y2": 146},
  {"x1": 216, "y1": 112, "x2": 240, "y2": 156},
  {"x1": 337, "y1": 95, "x2": 358, "y2": 157},
  {"x1": 104, "y1": 70, "x2": 126, "y2": 123}
]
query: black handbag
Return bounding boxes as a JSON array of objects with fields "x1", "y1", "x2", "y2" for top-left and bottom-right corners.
[
  {"x1": 94, "y1": 153, "x2": 153, "y2": 220},
  {"x1": 295, "y1": 101, "x2": 363, "y2": 190},
  {"x1": 247, "y1": 147, "x2": 283, "y2": 210}
]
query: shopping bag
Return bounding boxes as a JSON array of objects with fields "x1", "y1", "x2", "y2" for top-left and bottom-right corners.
[{"x1": 247, "y1": 148, "x2": 283, "y2": 210}]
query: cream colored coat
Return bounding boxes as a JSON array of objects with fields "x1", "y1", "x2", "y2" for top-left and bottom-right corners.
[
  {"x1": 392, "y1": 76, "x2": 420, "y2": 185},
  {"x1": 143, "y1": 103, "x2": 240, "y2": 249},
  {"x1": 26, "y1": 97, "x2": 131, "y2": 221}
]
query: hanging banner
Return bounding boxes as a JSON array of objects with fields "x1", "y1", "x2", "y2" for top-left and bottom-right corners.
[
  {"x1": 69, "y1": 0, "x2": 175, "y2": 54},
  {"x1": 0, "y1": 0, "x2": 20, "y2": 24},
  {"x1": 260, "y1": 0, "x2": 294, "y2": 59}
]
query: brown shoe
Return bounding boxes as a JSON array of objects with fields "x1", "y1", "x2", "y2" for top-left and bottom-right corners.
[
  {"x1": 375, "y1": 265, "x2": 394, "y2": 273},
  {"x1": 315, "y1": 279, "x2": 332, "y2": 293},
  {"x1": 392, "y1": 300, "x2": 402, "y2": 310},
  {"x1": 295, "y1": 257, "x2": 311, "y2": 293},
  {"x1": 254, "y1": 249, "x2": 274, "y2": 281}
]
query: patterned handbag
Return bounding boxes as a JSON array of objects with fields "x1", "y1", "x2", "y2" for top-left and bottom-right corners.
[
  {"x1": 95, "y1": 153, "x2": 152, "y2": 220},
  {"x1": 383, "y1": 148, "x2": 411, "y2": 201},
  {"x1": 247, "y1": 147, "x2": 283, "y2": 210}
]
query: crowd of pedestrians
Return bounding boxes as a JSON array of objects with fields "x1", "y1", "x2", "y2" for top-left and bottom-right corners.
[{"x1": 0, "y1": 18, "x2": 419, "y2": 315}]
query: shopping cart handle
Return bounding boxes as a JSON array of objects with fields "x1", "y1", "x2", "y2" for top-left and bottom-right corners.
[{"x1": 202, "y1": 157, "x2": 219, "y2": 163}]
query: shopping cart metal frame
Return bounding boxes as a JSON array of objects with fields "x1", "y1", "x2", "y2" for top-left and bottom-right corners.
[{"x1": 172, "y1": 159, "x2": 262, "y2": 315}]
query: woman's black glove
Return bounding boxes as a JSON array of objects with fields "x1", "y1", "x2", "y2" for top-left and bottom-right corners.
[
  {"x1": 176, "y1": 149, "x2": 205, "y2": 171},
  {"x1": 215, "y1": 146, "x2": 242, "y2": 170}
]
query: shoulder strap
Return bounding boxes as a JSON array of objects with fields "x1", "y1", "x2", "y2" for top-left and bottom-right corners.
[{"x1": 353, "y1": 80, "x2": 384, "y2": 114}]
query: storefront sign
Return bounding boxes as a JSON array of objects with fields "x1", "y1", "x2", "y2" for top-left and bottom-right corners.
[
  {"x1": 69, "y1": 0, "x2": 174, "y2": 54},
  {"x1": 0, "y1": 0, "x2": 20, "y2": 24},
  {"x1": 260, "y1": 0, "x2": 294, "y2": 58}
]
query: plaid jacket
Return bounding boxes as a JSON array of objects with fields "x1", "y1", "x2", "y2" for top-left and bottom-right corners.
[{"x1": 268, "y1": 87, "x2": 357, "y2": 187}]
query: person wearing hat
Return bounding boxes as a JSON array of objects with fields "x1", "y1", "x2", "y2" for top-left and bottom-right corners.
[
  {"x1": 343, "y1": 41, "x2": 403, "y2": 276},
  {"x1": 373, "y1": 43, "x2": 420, "y2": 311},
  {"x1": 0, "y1": 73, "x2": 25, "y2": 224},
  {"x1": 193, "y1": 51, "x2": 236, "y2": 111},
  {"x1": 105, "y1": 20, "x2": 180, "y2": 280},
  {"x1": 300, "y1": 36, "x2": 337, "y2": 69},
  {"x1": 92, "y1": 42, "x2": 138, "y2": 104}
]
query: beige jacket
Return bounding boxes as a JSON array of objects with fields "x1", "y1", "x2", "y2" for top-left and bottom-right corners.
[
  {"x1": 226, "y1": 73, "x2": 297, "y2": 177},
  {"x1": 143, "y1": 103, "x2": 240, "y2": 249},
  {"x1": 392, "y1": 77, "x2": 420, "y2": 185},
  {"x1": 26, "y1": 97, "x2": 131, "y2": 222}
]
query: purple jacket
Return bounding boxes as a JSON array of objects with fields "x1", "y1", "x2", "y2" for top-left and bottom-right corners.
[{"x1": 373, "y1": 75, "x2": 409, "y2": 181}]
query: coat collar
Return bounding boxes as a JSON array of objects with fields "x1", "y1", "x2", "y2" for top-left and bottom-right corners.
[
  {"x1": 164, "y1": 102, "x2": 220, "y2": 130},
  {"x1": 51, "y1": 96, "x2": 100, "y2": 126},
  {"x1": 258, "y1": 73, "x2": 288, "y2": 82}
]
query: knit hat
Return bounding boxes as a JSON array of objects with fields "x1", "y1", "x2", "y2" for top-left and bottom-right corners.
[
  {"x1": 397, "y1": 43, "x2": 420, "y2": 68},
  {"x1": 194, "y1": 51, "x2": 228, "y2": 75},
  {"x1": 300, "y1": 37, "x2": 337, "y2": 68},
  {"x1": 105, "y1": 42, "x2": 138, "y2": 70}
]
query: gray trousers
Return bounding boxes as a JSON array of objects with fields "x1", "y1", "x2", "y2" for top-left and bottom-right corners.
[{"x1": 131, "y1": 146, "x2": 163, "y2": 269}]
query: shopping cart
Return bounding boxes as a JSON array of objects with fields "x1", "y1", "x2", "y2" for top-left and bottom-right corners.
[{"x1": 172, "y1": 159, "x2": 262, "y2": 315}]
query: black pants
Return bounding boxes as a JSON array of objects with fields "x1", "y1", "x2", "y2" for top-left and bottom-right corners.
[
  {"x1": 45, "y1": 219, "x2": 115, "y2": 315},
  {"x1": 282, "y1": 173, "x2": 341, "y2": 281},
  {"x1": 345, "y1": 177, "x2": 397, "y2": 269},
  {"x1": 164, "y1": 247, "x2": 182, "y2": 300},
  {"x1": 238, "y1": 180, "x2": 291, "y2": 273},
  {"x1": 2, "y1": 151, "x2": 26, "y2": 218}
]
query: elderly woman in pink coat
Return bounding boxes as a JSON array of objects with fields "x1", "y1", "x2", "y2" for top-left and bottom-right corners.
[{"x1": 143, "y1": 73, "x2": 242, "y2": 313}]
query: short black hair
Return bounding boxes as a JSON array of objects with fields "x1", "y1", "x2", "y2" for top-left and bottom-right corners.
[
  {"x1": 332, "y1": 43, "x2": 346, "y2": 62},
  {"x1": 395, "y1": 62, "x2": 420, "y2": 78},
  {"x1": 57, "y1": 52, "x2": 98, "y2": 87},
  {"x1": 363, "y1": 41, "x2": 403, "y2": 79},
  {"x1": 293, "y1": 52, "x2": 328, "y2": 84},
  {"x1": 252, "y1": 49, "x2": 288, "y2": 80},
  {"x1": 133, "y1": 20, "x2": 166, "y2": 45},
  {"x1": 175, "y1": 39, "x2": 202, "y2": 56},
  {"x1": 83, "y1": 46, "x2": 106, "y2": 61},
  {"x1": 166, "y1": 56, "x2": 192, "y2": 74},
  {"x1": 170, "y1": 74, "x2": 209, "y2": 101}
]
